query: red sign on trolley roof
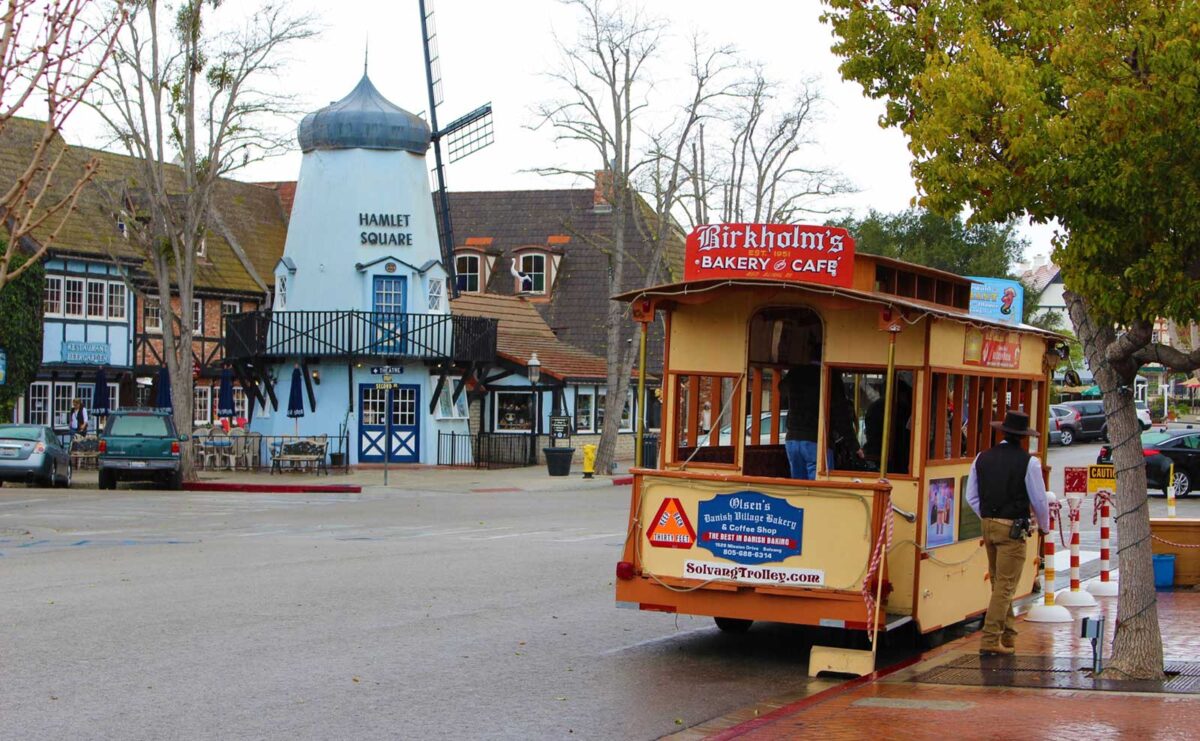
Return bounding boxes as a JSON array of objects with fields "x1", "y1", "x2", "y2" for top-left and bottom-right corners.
[{"x1": 683, "y1": 223, "x2": 856, "y2": 287}]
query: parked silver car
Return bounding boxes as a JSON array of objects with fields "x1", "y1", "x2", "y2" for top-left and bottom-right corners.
[{"x1": 0, "y1": 424, "x2": 72, "y2": 487}]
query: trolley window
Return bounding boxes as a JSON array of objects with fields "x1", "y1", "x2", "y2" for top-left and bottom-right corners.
[
  {"x1": 670, "y1": 374, "x2": 740, "y2": 466},
  {"x1": 827, "y1": 367, "x2": 914, "y2": 476}
]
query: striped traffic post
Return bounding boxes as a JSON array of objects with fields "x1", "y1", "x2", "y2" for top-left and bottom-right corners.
[
  {"x1": 1056, "y1": 493, "x2": 1098, "y2": 607},
  {"x1": 1027, "y1": 491, "x2": 1071, "y2": 623},
  {"x1": 1087, "y1": 490, "x2": 1118, "y2": 597}
]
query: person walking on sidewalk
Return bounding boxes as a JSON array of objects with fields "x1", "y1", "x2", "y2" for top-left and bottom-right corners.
[{"x1": 965, "y1": 410, "x2": 1050, "y2": 655}]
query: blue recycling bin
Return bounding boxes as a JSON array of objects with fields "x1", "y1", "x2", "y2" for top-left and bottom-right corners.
[{"x1": 1153, "y1": 553, "x2": 1176, "y2": 589}]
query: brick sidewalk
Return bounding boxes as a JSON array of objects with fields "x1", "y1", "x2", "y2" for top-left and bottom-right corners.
[{"x1": 697, "y1": 590, "x2": 1200, "y2": 740}]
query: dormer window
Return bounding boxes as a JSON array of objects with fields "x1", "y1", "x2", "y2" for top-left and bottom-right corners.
[
  {"x1": 276, "y1": 275, "x2": 287, "y2": 310},
  {"x1": 456, "y1": 253, "x2": 481, "y2": 292},
  {"x1": 519, "y1": 253, "x2": 546, "y2": 294}
]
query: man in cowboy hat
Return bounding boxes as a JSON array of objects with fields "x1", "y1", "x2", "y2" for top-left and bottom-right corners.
[{"x1": 965, "y1": 409, "x2": 1051, "y2": 655}]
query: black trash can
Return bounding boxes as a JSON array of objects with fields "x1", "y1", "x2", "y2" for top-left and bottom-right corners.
[
  {"x1": 641, "y1": 434, "x2": 659, "y2": 468},
  {"x1": 329, "y1": 452, "x2": 346, "y2": 468},
  {"x1": 543, "y1": 447, "x2": 575, "y2": 476}
]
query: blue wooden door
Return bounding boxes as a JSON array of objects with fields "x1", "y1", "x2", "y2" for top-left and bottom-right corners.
[
  {"x1": 358, "y1": 383, "x2": 420, "y2": 463},
  {"x1": 372, "y1": 276, "x2": 407, "y2": 354}
]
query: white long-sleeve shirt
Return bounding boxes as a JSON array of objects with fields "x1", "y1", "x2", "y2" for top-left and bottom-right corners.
[{"x1": 965, "y1": 441, "x2": 1050, "y2": 532}]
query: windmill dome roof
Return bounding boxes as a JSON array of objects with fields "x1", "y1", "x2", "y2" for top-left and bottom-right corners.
[{"x1": 297, "y1": 74, "x2": 431, "y2": 154}]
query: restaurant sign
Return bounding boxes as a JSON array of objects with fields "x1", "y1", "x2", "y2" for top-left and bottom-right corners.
[
  {"x1": 963, "y1": 327, "x2": 1021, "y2": 369},
  {"x1": 683, "y1": 223, "x2": 855, "y2": 287},
  {"x1": 61, "y1": 341, "x2": 110, "y2": 365}
]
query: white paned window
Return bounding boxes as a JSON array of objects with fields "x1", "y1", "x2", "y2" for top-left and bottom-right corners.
[
  {"x1": 222, "y1": 301, "x2": 241, "y2": 316},
  {"x1": 427, "y1": 278, "x2": 444, "y2": 311},
  {"x1": 63, "y1": 278, "x2": 84, "y2": 317},
  {"x1": 86, "y1": 280, "x2": 106, "y2": 319},
  {"x1": 456, "y1": 254, "x2": 480, "y2": 292},
  {"x1": 44, "y1": 276, "x2": 62, "y2": 315},
  {"x1": 76, "y1": 384, "x2": 94, "y2": 414},
  {"x1": 192, "y1": 299, "x2": 202, "y2": 333},
  {"x1": 575, "y1": 388, "x2": 594, "y2": 432},
  {"x1": 232, "y1": 388, "x2": 248, "y2": 420},
  {"x1": 193, "y1": 385, "x2": 212, "y2": 425},
  {"x1": 435, "y1": 379, "x2": 469, "y2": 419},
  {"x1": 108, "y1": 383, "x2": 121, "y2": 412},
  {"x1": 25, "y1": 382, "x2": 50, "y2": 426},
  {"x1": 519, "y1": 253, "x2": 546, "y2": 294},
  {"x1": 145, "y1": 296, "x2": 162, "y2": 332},
  {"x1": 276, "y1": 276, "x2": 287, "y2": 310},
  {"x1": 107, "y1": 282, "x2": 127, "y2": 320},
  {"x1": 53, "y1": 382, "x2": 74, "y2": 428}
]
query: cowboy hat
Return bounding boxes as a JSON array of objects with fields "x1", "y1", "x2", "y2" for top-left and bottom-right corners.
[{"x1": 990, "y1": 410, "x2": 1037, "y2": 437}]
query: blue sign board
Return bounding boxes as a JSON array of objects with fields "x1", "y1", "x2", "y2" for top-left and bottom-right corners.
[
  {"x1": 61, "y1": 341, "x2": 110, "y2": 365},
  {"x1": 0, "y1": 347, "x2": 6, "y2": 386},
  {"x1": 696, "y1": 491, "x2": 804, "y2": 565},
  {"x1": 968, "y1": 276, "x2": 1024, "y2": 326}
]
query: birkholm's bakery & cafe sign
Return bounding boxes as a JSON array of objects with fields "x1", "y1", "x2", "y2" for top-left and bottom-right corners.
[{"x1": 684, "y1": 223, "x2": 856, "y2": 287}]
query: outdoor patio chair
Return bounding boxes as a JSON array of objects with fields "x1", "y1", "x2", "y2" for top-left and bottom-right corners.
[
  {"x1": 245, "y1": 431, "x2": 263, "y2": 470},
  {"x1": 229, "y1": 427, "x2": 248, "y2": 470}
]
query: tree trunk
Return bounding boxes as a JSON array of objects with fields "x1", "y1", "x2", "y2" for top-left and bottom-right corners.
[{"x1": 1066, "y1": 290, "x2": 1165, "y2": 679}]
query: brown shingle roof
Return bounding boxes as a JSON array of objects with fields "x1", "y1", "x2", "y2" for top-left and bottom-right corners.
[
  {"x1": 451, "y1": 292, "x2": 609, "y2": 381},
  {"x1": 0, "y1": 117, "x2": 286, "y2": 296}
]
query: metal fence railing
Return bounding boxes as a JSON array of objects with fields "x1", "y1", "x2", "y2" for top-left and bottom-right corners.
[
  {"x1": 190, "y1": 432, "x2": 351, "y2": 474},
  {"x1": 436, "y1": 431, "x2": 539, "y2": 469}
]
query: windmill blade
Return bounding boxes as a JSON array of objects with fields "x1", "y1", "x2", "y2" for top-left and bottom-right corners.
[
  {"x1": 422, "y1": 0, "x2": 444, "y2": 107},
  {"x1": 441, "y1": 104, "x2": 495, "y2": 163}
]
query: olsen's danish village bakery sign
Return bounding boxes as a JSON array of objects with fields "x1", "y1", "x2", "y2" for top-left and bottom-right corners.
[
  {"x1": 684, "y1": 223, "x2": 856, "y2": 287},
  {"x1": 359, "y1": 212, "x2": 413, "y2": 246}
]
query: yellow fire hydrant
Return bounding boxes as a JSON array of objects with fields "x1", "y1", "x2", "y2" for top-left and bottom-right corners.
[{"x1": 582, "y1": 444, "x2": 597, "y2": 479}]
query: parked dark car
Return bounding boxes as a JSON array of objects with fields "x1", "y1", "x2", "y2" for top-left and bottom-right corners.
[
  {"x1": 1049, "y1": 404, "x2": 1081, "y2": 446},
  {"x1": 0, "y1": 424, "x2": 72, "y2": 487},
  {"x1": 1097, "y1": 428, "x2": 1200, "y2": 495},
  {"x1": 98, "y1": 411, "x2": 186, "y2": 490},
  {"x1": 1057, "y1": 400, "x2": 1108, "y2": 442}
]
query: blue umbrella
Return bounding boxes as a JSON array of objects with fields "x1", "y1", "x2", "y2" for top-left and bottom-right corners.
[
  {"x1": 287, "y1": 366, "x2": 305, "y2": 435},
  {"x1": 217, "y1": 367, "x2": 236, "y2": 419},
  {"x1": 155, "y1": 367, "x2": 172, "y2": 412},
  {"x1": 92, "y1": 367, "x2": 110, "y2": 416}
]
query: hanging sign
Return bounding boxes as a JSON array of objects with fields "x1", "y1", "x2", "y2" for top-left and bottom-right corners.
[
  {"x1": 963, "y1": 327, "x2": 1022, "y2": 369},
  {"x1": 370, "y1": 366, "x2": 404, "y2": 375},
  {"x1": 683, "y1": 223, "x2": 855, "y2": 287}
]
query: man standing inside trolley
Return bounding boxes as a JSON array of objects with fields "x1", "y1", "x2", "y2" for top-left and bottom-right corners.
[{"x1": 965, "y1": 410, "x2": 1050, "y2": 655}]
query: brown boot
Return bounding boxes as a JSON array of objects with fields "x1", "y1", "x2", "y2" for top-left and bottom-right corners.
[
  {"x1": 980, "y1": 643, "x2": 1015, "y2": 656},
  {"x1": 1001, "y1": 633, "x2": 1017, "y2": 649}
]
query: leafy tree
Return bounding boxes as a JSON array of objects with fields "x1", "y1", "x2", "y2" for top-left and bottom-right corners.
[
  {"x1": 0, "y1": 250, "x2": 44, "y2": 421},
  {"x1": 823, "y1": 0, "x2": 1200, "y2": 678},
  {"x1": 830, "y1": 209, "x2": 1025, "y2": 278}
]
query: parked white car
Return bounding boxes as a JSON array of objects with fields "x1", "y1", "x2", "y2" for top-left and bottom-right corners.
[{"x1": 1135, "y1": 400, "x2": 1153, "y2": 430}]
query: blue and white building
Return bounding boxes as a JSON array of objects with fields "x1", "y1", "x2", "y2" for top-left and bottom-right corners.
[{"x1": 226, "y1": 74, "x2": 496, "y2": 464}]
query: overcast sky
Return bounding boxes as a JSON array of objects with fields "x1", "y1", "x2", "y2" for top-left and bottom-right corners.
[{"x1": 64, "y1": 0, "x2": 1054, "y2": 263}]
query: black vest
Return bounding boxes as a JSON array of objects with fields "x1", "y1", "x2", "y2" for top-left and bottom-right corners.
[{"x1": 975, "y1": 442, "x2": 1031, "y2": 519}]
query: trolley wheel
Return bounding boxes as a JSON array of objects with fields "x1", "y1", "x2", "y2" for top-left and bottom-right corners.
[{"x1": 714, "y1": 617, "x2": 753, "y2": 633}]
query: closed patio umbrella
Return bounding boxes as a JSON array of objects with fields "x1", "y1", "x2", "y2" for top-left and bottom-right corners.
[
  {"x1": 155, "y1": 367, "x2": 172, "y2": 412},
  {"x1": 92, "y1": 367, "x2": 110, "y2": 417},
  {"x1": 287, "y1": 365, "x2": 305, "y2": 436},
  {"x1": 217, "y1": 366, "x2": 236, "y2": 419}
]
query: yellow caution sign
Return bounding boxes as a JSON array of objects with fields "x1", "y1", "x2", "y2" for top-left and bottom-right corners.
[{"x1": 1088, "y1": 464, "x2": 1115, "y2": 494}]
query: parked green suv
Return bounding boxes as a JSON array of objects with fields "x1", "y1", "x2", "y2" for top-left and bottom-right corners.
[{"x1": 98, "y1": 411, "x2": 186, "y2": 490}]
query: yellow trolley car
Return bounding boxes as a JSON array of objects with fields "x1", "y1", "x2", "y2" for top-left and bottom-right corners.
[{"x1": 614, "y1": 223, "x2": 1063, "y2": 675}]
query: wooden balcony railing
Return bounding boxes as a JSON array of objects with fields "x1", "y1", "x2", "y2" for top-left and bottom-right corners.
[{"x1": 224, "y1": 310, "x2": 497, "y2": 363}]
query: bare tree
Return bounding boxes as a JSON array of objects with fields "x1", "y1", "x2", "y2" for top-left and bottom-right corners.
[
  {"x1": 682, "y1": 70, "x2": 853, "y2": 227},
  {"x1": 0, "y1": 0, "x2": 123, "y2": 292},
  {"x1": 532, "y1": 0, "x2": 736, "y2": 472},
  {"x1": 87, "y1": 0, "x2": 313, "y2": 478}
]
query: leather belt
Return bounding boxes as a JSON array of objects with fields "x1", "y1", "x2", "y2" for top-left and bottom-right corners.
[{"x1": 984, "y1": 517, "x2": 1015, "y2": 525}]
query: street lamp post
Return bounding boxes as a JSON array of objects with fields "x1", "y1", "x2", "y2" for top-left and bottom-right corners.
[{"x1": 527, "y1": 353, "x2": 541, "y2": 465}]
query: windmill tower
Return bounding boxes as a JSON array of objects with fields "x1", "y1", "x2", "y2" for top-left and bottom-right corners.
[{"x1": 419, "y1": 0, "x2": 495, "y2": 298}]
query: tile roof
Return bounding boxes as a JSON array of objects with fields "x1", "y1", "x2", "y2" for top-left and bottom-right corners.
[
  {"x1": 0, "y1": 117, "x2": 286, "y2": 297},
  {"x1": 451, "y1": 292, "x2": 609, "y2": 381},
  {"x1": 1020, "y1": 262, "x2": 1060, "y2": 294}
]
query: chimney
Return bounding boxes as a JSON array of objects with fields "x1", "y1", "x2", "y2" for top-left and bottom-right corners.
[{"x1": 593, "y1": 170, "x2": 613, "y2": 213}]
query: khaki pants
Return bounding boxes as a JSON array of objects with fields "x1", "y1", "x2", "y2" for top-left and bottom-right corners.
[{"x1": 981, "y1": 518, "x2": 1027, "y2": 647}]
